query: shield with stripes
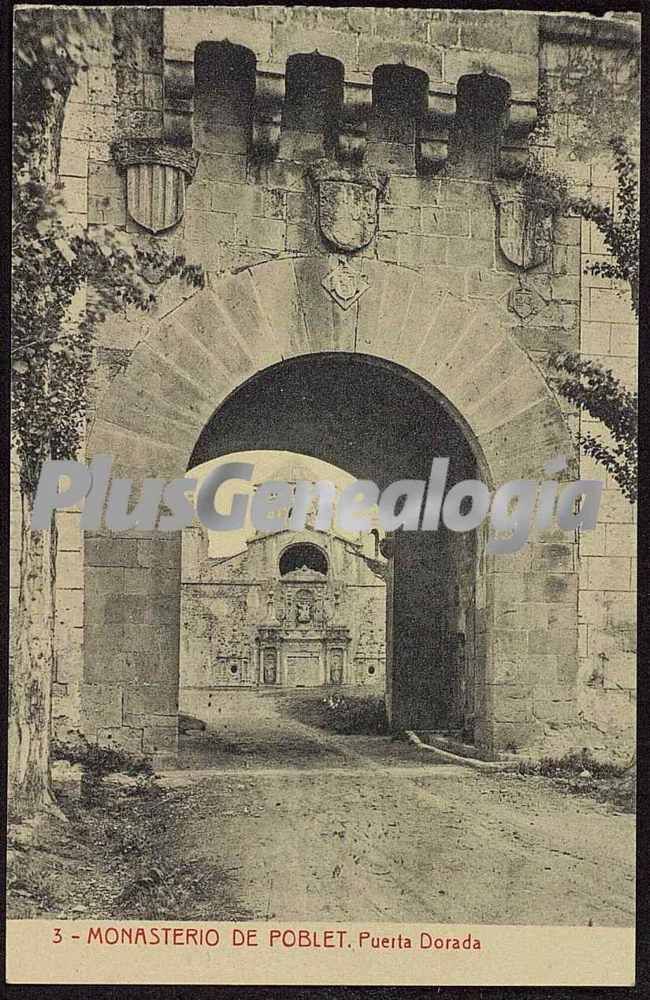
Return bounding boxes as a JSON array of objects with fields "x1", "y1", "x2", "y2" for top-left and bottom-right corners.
[{"x1": 112, "y1": 139, "x2": 199, "y2": 235}]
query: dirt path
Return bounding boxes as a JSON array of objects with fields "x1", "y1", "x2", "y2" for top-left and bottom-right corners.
[{"x1": 160, "y1": 717, "x2": 635, "y2": 926}]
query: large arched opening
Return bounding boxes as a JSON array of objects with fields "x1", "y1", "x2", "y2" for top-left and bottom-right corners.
[
  {"x1": 82, "y1": 257, "x2": 577, "y2": 757},
  {"x1": 187, "y1": 352, "x2": 487, "y2": 736}
]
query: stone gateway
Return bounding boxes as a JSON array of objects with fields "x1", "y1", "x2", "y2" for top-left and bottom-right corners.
[{"x1": 28, "y1": 6, "x2": 635, "y2": 762}]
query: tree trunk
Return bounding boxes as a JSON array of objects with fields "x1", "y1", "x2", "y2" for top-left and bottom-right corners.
[
  {"x1": 8, "y1": 488, "x2": 63, "y2": 820},
  {"x1": 9, "y1": 11, "x2": 82, "y2": 822}
]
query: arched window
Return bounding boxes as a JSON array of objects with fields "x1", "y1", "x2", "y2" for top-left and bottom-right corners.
[{"x1": 279, "y1": 543, "x2": 328, "y2": 577}]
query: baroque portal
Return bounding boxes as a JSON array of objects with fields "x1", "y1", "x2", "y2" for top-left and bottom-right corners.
[{"x1": 179, "y1": 458, "x2": 386, "y2": 725}]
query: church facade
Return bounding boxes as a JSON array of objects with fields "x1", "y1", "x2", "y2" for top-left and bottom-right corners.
[{"x1": 179, "y1": 525, "x2": 386, "y2": 724}]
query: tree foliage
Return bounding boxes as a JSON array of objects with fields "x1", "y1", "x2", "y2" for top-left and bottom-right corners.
[
  {"x1": 547, "y1": 352, "x2": 637, "y2": 504},
  {"x1": 13, "y1": 8, "x2": 98, "y2": 178},
  {"x1": 12, "y1": 9, "x2": 203, "y2": 495},
  {"x1": 553, "y1": 40, "x2": 640, "y2": 161},
  {"x1": 571, "y1": 136, "x2": 639, "y2": 316},
  {"x1": 12, "y1": 183, "x2": 202, "y2": 493}
]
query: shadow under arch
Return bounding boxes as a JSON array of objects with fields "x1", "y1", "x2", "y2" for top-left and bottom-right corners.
[{"x1": 189, "y1": 351, "x2": 495, "y2": 492}]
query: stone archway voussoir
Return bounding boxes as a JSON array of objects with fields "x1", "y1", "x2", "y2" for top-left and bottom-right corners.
[
  {"x1": 247, "y1": 258, "x2": 311, "y2": 360},
  {"x1": 86, "y1": 419, "x2": 189, "y2": 480}
]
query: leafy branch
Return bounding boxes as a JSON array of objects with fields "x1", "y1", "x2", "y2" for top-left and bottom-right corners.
[
  {"x1": 548, "y1": 352, "x2": 637, "y2": 503},
  {"x1": 571, "y1": 136, "x2": 639, "y2": 315},
  {"x1": 12, "y1": 176, "x2": 203, "y2": 495}
]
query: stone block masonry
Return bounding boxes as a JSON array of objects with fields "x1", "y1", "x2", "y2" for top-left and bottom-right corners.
[
  {"x1": 34, "y1": 6, "x2": 637, "y2": 755},
  {"x1": 540, "y1": 22, "x2": 638, "y2": 744},
  {"x1": 82, "y1": 531, "x2": 181, "y2": 753}
]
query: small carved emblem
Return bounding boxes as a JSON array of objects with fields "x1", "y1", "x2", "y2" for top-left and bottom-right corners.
[
  {"x1": 309, "y1": 159, "x2": 388, "y2": 253},
  {"x1": 507, "y1": 278, "x2": 548, "y2": 322},
  {"x1": 296, "y1": 601, "x2": 312, "y2": 624},
  {"x1": 492, "y1": 187, "x2": 554, "y2": 271},
  {"x1": 138, "y1": 258, "x2": 168, "y2": 286},
  {"x1": 322, "y1": 259, "x2": 369, "y2": 310},
  {"x1": 509, "y1": 287, "x2": 536, "y2": 320}
]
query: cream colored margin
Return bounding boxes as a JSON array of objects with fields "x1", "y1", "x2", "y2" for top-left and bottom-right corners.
[{"x1": 6, "y1": 921, "x2": 634, "y2": 986}]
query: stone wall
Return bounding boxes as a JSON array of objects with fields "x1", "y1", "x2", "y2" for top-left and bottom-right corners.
[
  {"x1": 30, "y1": 6, "x2": 639, "y2": 752},
  {"x1": 539, "y1": 26, "x2": 638, "y2": 745}
]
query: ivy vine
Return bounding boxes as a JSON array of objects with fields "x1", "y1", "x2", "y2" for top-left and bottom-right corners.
[
  {"x1": 12, "y1": 9, "x2": 204, "y2": 497},
  {"x1": 572, "y1": 136, "x2": 639, "y2": 316},
  {"x1": 547, "y1": 352, "x2": 637, "y2": 504},
  {"x1": 524, "y1": 84, "x2": 638, "y2": 507}
]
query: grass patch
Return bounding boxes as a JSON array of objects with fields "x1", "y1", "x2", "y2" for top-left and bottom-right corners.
[
  {"x1": 517, "y1": 748, "x2": 628, "y2": 779},
  {"x1": 7, "y1": 777, "x2": 247, "y2": 921},
  {"x1": 51, "y1": 730, "x2": 156, "y2": 805},
  {"x1": 283, "y1": 693, "x2": 389, "y2": 735},
  {"x1": 517, "y1": 749, "x2": 635, "y2": 812}
]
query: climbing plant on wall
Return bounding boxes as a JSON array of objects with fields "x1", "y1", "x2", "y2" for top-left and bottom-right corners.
[
  {"x1": 547, "y1": 353, "x2": 637, "y2": 504},
  {"x1": 11, "y1": 8, "x2": 203, "y2": 820},
  {"x1": 546, "y1": 137, "x2": 638, "y2": 506},
  {"x1": 528, "y1": 56, "x2": 639, "y2": 509},
  {"x1": 572, "y1": 136, "x2": 639, "y2": 316},
  {"x1": 554, "y1": 41, "x2": 640, "y2": 162}
]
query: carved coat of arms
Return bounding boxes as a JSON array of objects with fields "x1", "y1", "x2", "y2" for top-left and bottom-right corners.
[
  {"x1": 492, "y1": 187, "x2": 554, "y2": 270},
  {"x1": 318, "y1": 180, "x2": 377, "y2": 252},
  {"x1": 112, "y1": 139, "x2": 199, "y2": 235},
  {"x1": 309, "y1": 160, "x2": 388, "y2": 253}
]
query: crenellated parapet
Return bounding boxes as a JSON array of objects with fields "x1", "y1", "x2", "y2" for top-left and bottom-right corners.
[
  {"x1": 163, "y1": 54, "x2": 195, "y2": 146},
  {"x1": 152, "y1": 11, "x2": 543, "y2": 184},
  {"x1": 497, "y1": 100, "x2": 538, "y2": 180}
]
